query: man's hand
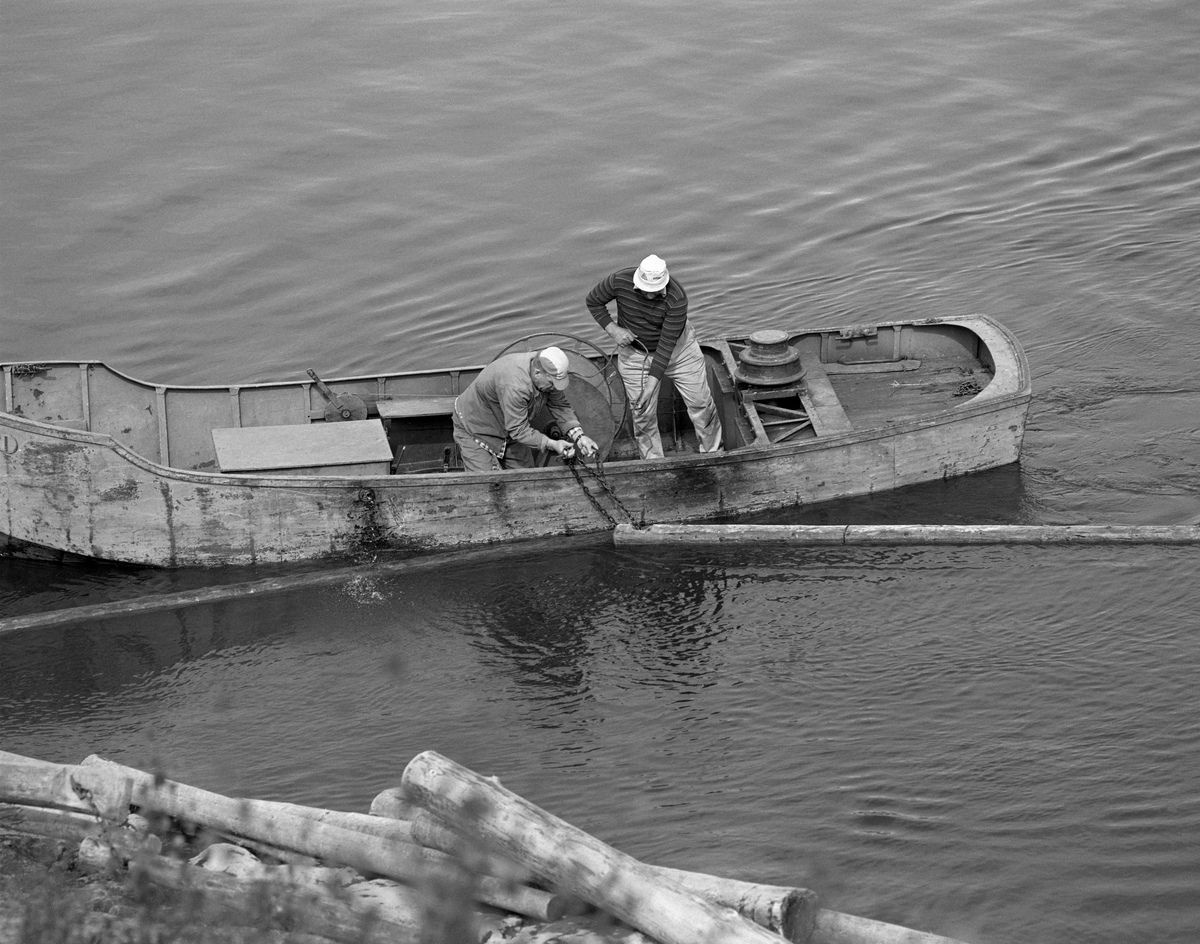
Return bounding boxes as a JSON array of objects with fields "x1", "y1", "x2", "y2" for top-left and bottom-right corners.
[
  {"x1": 574, "y1": 434, "x2": 600, "y2": 459},
  {"x1": 634, "y1": 375, "x2": 661, "y2": 413},
  {"x1": 606, "y1": 323, "x2": 636, "y2": 349},
  {"x1": 561, "y1": 427, "x2": 599, "y2": 461},
  {"x1": 549, "y1": 439, "x2": 576, "y2": 459}
]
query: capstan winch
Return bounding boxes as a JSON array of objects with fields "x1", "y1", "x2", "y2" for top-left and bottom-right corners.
[{"x1": 733, "y1": 329, "x2": 806, "y2": 386}]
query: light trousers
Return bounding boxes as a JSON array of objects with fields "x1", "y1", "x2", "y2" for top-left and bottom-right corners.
[{"x1": 618, "y1": 324, "x2": 724, "y2": 459}]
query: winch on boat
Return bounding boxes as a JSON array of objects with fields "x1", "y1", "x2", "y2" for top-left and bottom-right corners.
[
  {"x1": 722, "y1": 329, "x2": 818, "y2": 445},
  {"x1": 732, "y1": 329, "x2": 806, "y2": 387}
]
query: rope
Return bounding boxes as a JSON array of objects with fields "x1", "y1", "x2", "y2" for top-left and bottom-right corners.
[{"x1": 625, "y1": 337, "x2": 652, "y2": 401}]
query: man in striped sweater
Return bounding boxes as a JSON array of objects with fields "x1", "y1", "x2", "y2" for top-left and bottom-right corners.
[{"x1": 585, "y1": 254, "x2": 723, "y2": 459}]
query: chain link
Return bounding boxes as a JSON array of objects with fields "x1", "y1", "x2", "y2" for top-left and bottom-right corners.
[{"x1": 566, "y1": 455, "x2": 639, "y2": 529}]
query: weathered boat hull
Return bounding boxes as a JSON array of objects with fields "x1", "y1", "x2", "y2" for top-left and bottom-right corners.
[{"x1": 2, "y1": 316, "x2": 1030, "y2": 567}]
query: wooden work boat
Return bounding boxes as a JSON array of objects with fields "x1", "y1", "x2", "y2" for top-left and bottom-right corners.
[{"x1": 1, "y1": 314, "x2": 1031, "y2": 567}]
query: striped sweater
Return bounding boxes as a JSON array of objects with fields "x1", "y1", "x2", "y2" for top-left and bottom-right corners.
[{"x1": 585, "y1": 266, "x2": 690, "y2": 381}]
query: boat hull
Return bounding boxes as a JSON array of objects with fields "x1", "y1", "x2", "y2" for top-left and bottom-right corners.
[
  {"x1": 1, "y1": 401, "x2": 1026, "y2": 567},
  {"x1": 2, "y1": 316, "x2": 1031, "y2": 567}
]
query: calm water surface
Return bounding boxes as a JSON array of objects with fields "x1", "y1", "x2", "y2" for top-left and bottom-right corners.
[{"x1": 3, "y1": 1, "x2": 1200, "y2": 942}]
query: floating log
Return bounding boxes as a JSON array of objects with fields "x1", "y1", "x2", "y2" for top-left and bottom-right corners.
[
  {"x1": 0, "y1": 569, "x2": 355, "y2": 637},
  {"x1": 372, "y1": 785, "x2": 816, "y2": 941},
  {"x1": 0, "y1": 560, "x2": 388, "y2": 637},
  {"x1": 400, "y1": 750, "x2": 787, "y2": 944},
  {"x1": 0, "y1": 534, "x2": 605, "y2": 637},
  {"x1": 614, "y1": 522, "x2": 1200, "y2": 547}
]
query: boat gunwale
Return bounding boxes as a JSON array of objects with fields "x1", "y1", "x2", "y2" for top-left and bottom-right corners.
[
  {"x1": 0, "y1": 385, "x2": 1031, "y2": 491},
  {"x1": 3, "y1": 313, "x2": 1028, "y2": 400},
  {"x1": 3, "y1": 358, "x2": 488, "y2": 396}
]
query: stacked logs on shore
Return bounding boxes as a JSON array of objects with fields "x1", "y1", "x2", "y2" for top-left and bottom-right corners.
[{"x1": 0, "y1": 748, "x2": 970, "y2": 944}]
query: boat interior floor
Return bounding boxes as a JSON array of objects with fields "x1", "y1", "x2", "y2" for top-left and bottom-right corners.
[{"x1": 832, "y1": 360, "x2": 992, "y2": 430}]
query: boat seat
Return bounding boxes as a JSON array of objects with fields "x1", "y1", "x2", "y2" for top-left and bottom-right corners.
[
  {"x1": 212, "y1": 420, "x2": 393, "y2": 476},
  {"x1": 376, "y1": 396, "x2": 458, "y2": 419},
  {"x1": 798, "y1": 352, "x2": 853, "y2": 436}
]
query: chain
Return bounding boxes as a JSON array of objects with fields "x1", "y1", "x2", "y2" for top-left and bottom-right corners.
[
  {"x1": 566, "y1": 454, "x2": 639, "y2": 528},
  {"x1": 569, "y1": 462, "x2": 617, "y2": 527}
]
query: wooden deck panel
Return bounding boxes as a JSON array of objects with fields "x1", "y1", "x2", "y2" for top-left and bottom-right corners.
[
  {"x1": 377, "y1": 396, "x2": 458, "y2": 419},
  {"x1": 212, "y1": 420, "x2": 392, "y2": 475}
]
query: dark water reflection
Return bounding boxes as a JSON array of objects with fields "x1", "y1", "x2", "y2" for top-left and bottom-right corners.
[
  {"x1": 6, "y1": 540, "x2": 1198, "y2": 944},
  {"x1": 470, "y1": 560, "x2": 728, "y2": 703}
]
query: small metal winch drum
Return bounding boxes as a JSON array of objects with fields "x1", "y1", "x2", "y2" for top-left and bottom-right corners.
[{"x1": 734, "y1": 329, "x2": 806, "y2": 386}]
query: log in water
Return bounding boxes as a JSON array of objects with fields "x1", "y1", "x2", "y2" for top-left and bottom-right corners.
[{"x1": 614, "y1": 523, "x2": 1200, "y2": 547}]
